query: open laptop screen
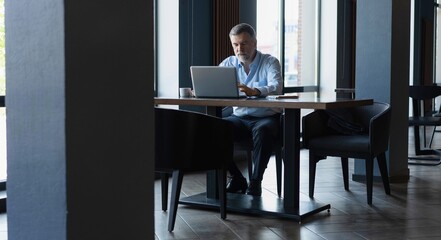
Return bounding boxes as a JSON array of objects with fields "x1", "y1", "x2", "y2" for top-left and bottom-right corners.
[{"x1": 190, "y1": 66, "x2": 246, "y2": 98}]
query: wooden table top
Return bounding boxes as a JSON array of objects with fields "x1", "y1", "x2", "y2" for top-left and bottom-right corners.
[{"x1": 154, "y1": 95, "x2": 373, "y2": 110}]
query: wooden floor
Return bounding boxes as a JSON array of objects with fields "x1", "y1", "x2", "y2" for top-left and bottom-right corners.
[
  {"x1": 2, "y1": 127, "x2": 441, "y2": 239},
  {"x1": 154, "y1": 127, "x2": 441, "y2": 240}
]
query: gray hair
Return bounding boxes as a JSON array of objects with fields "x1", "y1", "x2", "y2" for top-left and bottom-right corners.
[{"x1": 229, "y1": 23, "x2": 256, "y2": 40}]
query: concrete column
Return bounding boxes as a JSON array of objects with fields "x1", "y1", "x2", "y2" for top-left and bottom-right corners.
[
  {"x1": 354, "y1": 0, "x2": 410, "y2": 182},
  {"x1": 6, "y1": 1, "x2": 154, "y2": 239}
]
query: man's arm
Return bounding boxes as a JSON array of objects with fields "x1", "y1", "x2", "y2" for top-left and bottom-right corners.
[
  {"x1": 238, "y1": 84, "x2": 261, "y2": 96},
  {"x1": 255, "y1": 57, "x2": 283, "y2": 96}
]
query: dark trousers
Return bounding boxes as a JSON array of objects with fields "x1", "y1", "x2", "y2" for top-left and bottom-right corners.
[{"x1": 224, "y1": 114, "x2": 281, "y2": 181}]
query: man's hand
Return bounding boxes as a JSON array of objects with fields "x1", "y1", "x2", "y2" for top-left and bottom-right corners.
[{"x1": 238, "y1": 83, "x2": 261, "y2": 96}]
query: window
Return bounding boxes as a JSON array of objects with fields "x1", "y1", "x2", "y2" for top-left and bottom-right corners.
[
  {"x1": 0, "y1": 0, "x2": 5, "y2": 183},
  {"x1": 257, "y1": 0, "x2": 319, "y2": 91}
]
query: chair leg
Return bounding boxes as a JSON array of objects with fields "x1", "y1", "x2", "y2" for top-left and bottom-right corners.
[
  {"x1": 376, "y1": 153, "x2": 391, "y2": 195},
  {"x1": 217, "y1": 168, "x2": 227, "y2": 219},
  {"x1": 365, "y1": 158, "x2": 374, "y2": 205},
  {"x1": 423, "y1": 126, "x2": 427, "y2": 147},
  {"x1": 168, "y1": 170, "x2": 183, "y2": 232},
  {"x1": 160, "y1": 172, "x2": 169, "y2": 211},
  {"x1": 275, "y1": 150, "x2": 283, "y2": 197},
  {"x1": 413, "y1": 125, "x2": 425, "y2": 156},
  {"x1": 341, "y1": 157, "x2": 349, "y2": 191},
  {"x1": 429, "y1": 126, "x2": 437, "y2": 148},
  {"x1": 309, "y1": 152, "x2": 317, "y2": 198}
]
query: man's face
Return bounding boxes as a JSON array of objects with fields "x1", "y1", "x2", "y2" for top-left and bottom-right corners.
[{"x1": 230, "y1": 32, "x2": 257, "y2": 64}]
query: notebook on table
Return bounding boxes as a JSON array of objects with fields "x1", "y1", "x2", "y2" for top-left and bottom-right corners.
[{"x1": 190, "y1": 66, "x2": 246, "y2": 98}]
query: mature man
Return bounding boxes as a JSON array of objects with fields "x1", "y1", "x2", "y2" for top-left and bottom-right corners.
[{"x1": 220, "y1": 23, "x2": 283, "y2": 196}]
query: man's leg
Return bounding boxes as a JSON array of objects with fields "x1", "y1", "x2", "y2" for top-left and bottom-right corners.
[
  {"x1": 247, "y1": 114, "x2": 280, "y2": 196},
  {"x1": 223, "y1": 115, "x2": 250, "y2": 193}
]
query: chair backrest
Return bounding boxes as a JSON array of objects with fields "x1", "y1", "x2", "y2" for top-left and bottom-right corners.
[
  {"x1": 409, "y1": 85, "x2": 441, "y2": 117},
  {"x1": 351, "y1": 102, "x2": 391, "y2": 154},
  {"x1": 302, "y1": 102, "x2": 391, "y2": 155},
  {"x1": 409, "y1": 85, "x2": 441, "y2": 101},
  {"x1": 155, "y1": 107, "x2": 233, "y2": 172},
  {"x1": 350, "y1": 102, "x2": 391, "y2": 131}
]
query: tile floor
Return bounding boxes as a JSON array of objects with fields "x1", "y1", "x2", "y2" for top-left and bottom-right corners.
[{"x1": 2, "y1": 128, "x2": 441, "y2": 240}]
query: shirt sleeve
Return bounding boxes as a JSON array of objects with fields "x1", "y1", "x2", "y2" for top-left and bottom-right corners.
[{"x1": 255, "y1": 56, "x2": 283, "y2": 96}]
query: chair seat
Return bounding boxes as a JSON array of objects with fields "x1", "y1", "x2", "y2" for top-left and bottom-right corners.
[
  {"x1": 308, "y1": 134, "x2": 370, "y2": 154},
  {"x1": 409, "y1": 116, "x2": 441, "y2": 126}
]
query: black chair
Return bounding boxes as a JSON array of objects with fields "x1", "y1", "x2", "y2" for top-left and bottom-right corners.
[
  {"x1": 302, "y1": 102, "x2": 391, "y2": 204},
  {"x1": 155, "y1": 107, "x2": 233, "y2": 232},
  {"x1": 429, "y1": 108, "x2": 441, "y2": 148},
  {"x1": 408, "y1": 85, "x2": 441, "y2": 165},
  {"x1": 223, "y1": 107, "x2": 284, "y2": 197}
]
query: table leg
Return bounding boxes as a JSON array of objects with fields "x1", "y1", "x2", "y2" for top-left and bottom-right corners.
[
  {"x1": 282, "y1": 109, "x2": 300, "y2": 212},
  {"x1": 205, "y1": 106, "x2": 222, "y2": 198}
]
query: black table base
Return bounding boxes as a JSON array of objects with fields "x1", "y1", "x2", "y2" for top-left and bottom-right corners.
[{"x1": 179, "y1": 192, "x2": 331, "y2": 222}]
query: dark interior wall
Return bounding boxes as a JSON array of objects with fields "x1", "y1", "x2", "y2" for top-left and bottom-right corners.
[
  {"x1": 179, "y1": 0, "x2": 213, "y2": 89},
  {"x1": 64, "y1": 1, "x2": 154, "y2": 239},
  {"x1": 413, "y1": 0, "x2": 436, "y2": 85},
  {"x1": 336, "y1": 0, "x2": 356, "y2": 98},
  {"x1": 355, "y1": 0, "x2": 392, "y2": 104},
  {"x1": 389, "y1": 0, "x2": 411, "y2": 181},
  {"x1": 178, "y1": 0, "x2": 212, "y2": 113},
  {"x1": 240, "y1": 0, "x2": 257, "y2": 28}
]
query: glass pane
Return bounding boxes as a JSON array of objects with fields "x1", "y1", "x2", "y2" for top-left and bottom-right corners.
[
  {"x1": 295, "y1": 0, "x2": 318, "y2": 87},
  {"x1": 0, "y1": 108, "x2": 5, "y2": 182},
  {"x1": 0, "y1": 0, "x2": 5, "y2": 182},
  {"x1": 0, "y1": 0, "x2": 4, "y2": 95},
  {"x1": 257, "y1": 0, "x2": 280, "y2": 60},
  {"x1": 257, "y1": 0, "x2": 318, "y2": 88},
  {"x1": 284, "y1": 0, "x2": 300, "y2": 87}
]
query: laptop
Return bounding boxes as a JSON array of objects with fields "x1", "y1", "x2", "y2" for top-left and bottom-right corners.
[{"x1": 190, "y1": 66, "x2": 246, "y2": 98}]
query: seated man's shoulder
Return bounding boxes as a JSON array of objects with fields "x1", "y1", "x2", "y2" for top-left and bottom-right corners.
[
  {"x1": 221, "y1": 55, "x2": 240, "y2": 66},
  {"x1": 260, "y1": 53, "x2": 280, "y2": 64}
]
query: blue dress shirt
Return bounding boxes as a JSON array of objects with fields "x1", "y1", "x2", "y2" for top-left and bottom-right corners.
[{"x1": 219, "y1": 50, "x2": 283, "y2": 117}]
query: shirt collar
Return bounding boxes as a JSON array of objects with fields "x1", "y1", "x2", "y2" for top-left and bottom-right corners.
[
  {"x1": 250, "y1": 50, "x2": 261, "y2": 69},
  {"x1": 238, "y1": 50, "x2": 261, "y2": 69}
]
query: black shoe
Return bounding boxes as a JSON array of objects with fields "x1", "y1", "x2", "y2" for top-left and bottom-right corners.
[
  {"x1": 246, "y1": 180, "x2": 262, "y2": 196},
  {"x1": 226, "y1": 177, "x2": 248, "y2": 194}
]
